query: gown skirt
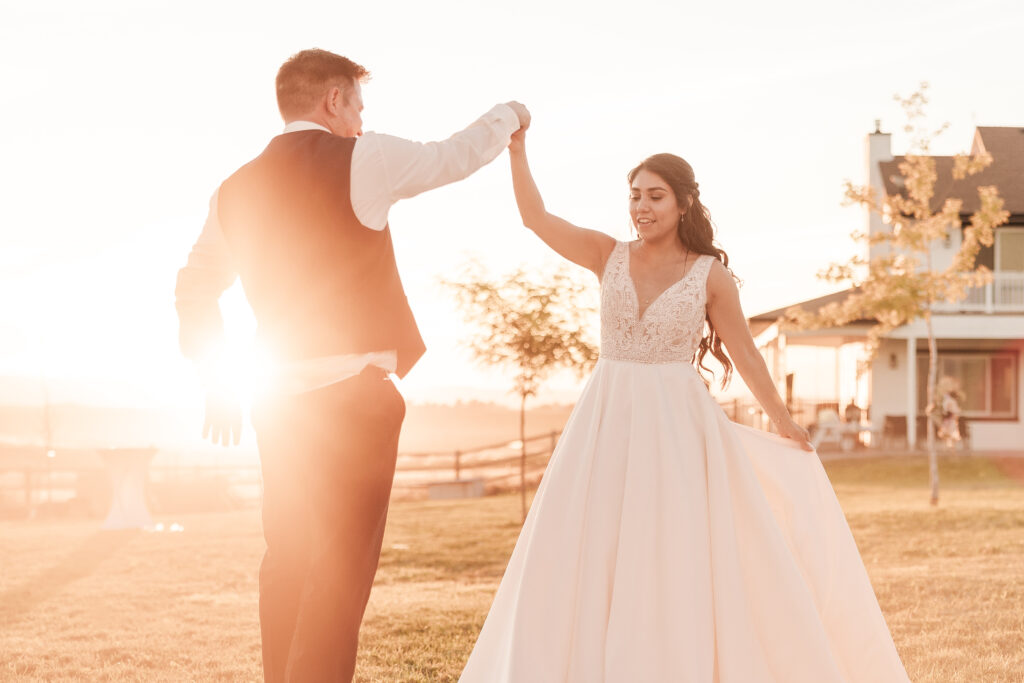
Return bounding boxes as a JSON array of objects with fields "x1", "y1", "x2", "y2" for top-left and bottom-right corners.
[{"x1": 460, "y1": 358, "x2": 909, "y2": 682}]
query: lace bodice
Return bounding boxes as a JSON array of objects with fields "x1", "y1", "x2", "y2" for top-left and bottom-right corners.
[{"x1": 600, "y1": 241, "x2": 715, "y2": 364}]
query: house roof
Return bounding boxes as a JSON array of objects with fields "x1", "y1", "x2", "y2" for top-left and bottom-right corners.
[
  {"x1": 748, "y1": 287, "x2": 862, "y2": 335},
  {"x1": 879, "y1": 127, "x2": 1024, "y2": 216}
]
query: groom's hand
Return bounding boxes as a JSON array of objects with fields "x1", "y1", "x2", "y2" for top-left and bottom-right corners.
[
  {"x1": 505, "y1": 101, "x2": 531, "y2": 132},
  {"x1": 202, "y1": 386, "x2": 242, "y2": 447}
]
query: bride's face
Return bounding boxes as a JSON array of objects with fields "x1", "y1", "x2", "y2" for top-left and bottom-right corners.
[{"x1": 629, "y1": 169, "x2": 686, "y2": 242}]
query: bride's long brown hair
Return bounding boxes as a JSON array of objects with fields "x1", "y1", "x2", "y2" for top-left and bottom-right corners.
[{"x1": 628, "y1": 153, "x2": 735, "y2": 388}]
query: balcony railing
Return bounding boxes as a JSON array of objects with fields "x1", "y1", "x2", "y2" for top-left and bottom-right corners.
[{"x1": 933, "y1": 272, "x2": 1024, "y2": 313}]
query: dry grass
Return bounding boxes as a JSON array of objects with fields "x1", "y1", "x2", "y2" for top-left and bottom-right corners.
[
  {"x1": 829, "y1": 456, "x2": 1024, "y2": 683},
  {"x1": 1, "y1": 455, "x2": 1022, "y2": 682}
]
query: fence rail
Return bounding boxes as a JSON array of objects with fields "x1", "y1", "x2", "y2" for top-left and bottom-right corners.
[
  {"x1": 0, "y1": 430, "x2": 563, "y2": 516},
  {"x1": 391, "y1": 432, "x2": 561, "y2": 494},
  {"x1": 717, "y1": 397, "x2": 850, "y2": 431},
  {"x1": 3, "y1": 393, "x2": 938, "y2": 520},
  {"x1": 933, "y1": 272, "x2": 1024, "y2": 313}
]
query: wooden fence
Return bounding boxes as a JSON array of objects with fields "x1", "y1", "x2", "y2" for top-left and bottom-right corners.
[
  {"x1": 0, "y1": 430, "x2": 564, "y2": 517},
  {"x1": 390, "y1": 430, "x2": 562, "y2": 497}
]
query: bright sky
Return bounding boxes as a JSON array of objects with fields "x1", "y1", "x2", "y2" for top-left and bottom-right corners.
[{"x1": 2, "y1": 0, "x2": 1022, "y2": 411}]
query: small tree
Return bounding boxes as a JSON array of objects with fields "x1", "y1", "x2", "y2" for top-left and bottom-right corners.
[
  {"x1": 443, "y1": 262, "x2": 599, "y2": 522},
  {"x1": 787, "y1": 84, "x2": 1009, "y2": 505}
]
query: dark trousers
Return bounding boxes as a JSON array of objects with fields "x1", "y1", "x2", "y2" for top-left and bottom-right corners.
[{"x1": 252, "y1": 366, "x2": 405, "y2": 683}]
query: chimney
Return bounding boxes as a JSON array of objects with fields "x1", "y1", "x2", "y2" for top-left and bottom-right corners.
[{"x1": 866, "y1": 121, "x2": 893, "y2": 260}]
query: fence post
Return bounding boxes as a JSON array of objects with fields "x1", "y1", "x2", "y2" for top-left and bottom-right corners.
[
  {"x1": 24, "y1": 468, "x2": 33, "y2": 513},
  {"x1": 454, "y1": 450, "x2": 461, "y2": 481}
]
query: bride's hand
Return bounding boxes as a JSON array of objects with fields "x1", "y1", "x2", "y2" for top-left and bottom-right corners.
[
  {"x1": 509, "y1": 128, "x2": 526, "y2": 153},
  {"x1": 775, "y1": 417, "x2": 814, "y2": 451}
]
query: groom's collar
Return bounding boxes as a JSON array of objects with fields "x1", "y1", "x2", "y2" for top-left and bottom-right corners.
[{"x1": 283, "y1": 120, "x2": 331, "y2": 135}]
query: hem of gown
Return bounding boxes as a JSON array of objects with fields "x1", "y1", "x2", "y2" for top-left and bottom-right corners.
[{"x1": 460, "y1": 358, "x2": 909, "y2": 683}]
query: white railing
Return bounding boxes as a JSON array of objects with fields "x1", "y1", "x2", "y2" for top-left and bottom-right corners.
[{"x1": 934, "y1": 272, "x2": 1024, "y2": 313}]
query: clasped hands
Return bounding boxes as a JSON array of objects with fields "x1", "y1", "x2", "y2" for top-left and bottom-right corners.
[{"x1": 505, "y1": 101, "x2": 530, "y2": 152}]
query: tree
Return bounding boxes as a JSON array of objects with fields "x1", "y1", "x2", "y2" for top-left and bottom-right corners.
[
  {"x1": 443, "y1": 262, "x2": 599, "y2": 522},
  {"x1": 786, "y1": 83, "x2": 1009, "y2": 505}
]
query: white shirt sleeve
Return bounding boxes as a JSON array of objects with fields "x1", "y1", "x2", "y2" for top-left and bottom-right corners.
[
  {"x1": 174, "y1": 190, "x2": 237, "y2": 361},
  {"x1": 349, "y1": 103, "x2": 521, "y2": 230}
]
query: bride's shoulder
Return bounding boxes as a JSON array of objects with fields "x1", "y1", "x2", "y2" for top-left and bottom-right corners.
[
  {"x1": 605, "y1": 238, "x2": 633, "y2": 259},
  {"x1": 597, "y1": 239, "x2": 626, "y2": 280},
  {"x1": 705, "y1": 257, "x2": 739, "y2": 301},
  {"x1": 616, "y1": 239, "x2": 642, "y2": 257}
]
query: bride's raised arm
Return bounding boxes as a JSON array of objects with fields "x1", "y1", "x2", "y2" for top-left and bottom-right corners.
[{"x1": 509, "y1": 130, "x2": 616, "y2": 277}]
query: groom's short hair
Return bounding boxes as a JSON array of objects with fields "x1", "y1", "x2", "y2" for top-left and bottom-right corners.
[{"x1": 276, "y1": 49, "x2": 370, "y2": 120}]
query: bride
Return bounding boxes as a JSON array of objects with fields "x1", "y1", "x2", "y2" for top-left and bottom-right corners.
[{"x1": 459, "y1": 127, "x2": 910, "y2": 682}]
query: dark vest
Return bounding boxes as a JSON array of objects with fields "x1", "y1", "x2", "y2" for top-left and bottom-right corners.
[{"x1": 217, "y1": 131, "x2": 425, "y2": 377}]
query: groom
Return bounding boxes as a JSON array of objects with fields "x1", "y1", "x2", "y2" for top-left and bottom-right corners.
[{"x1": 175, "y1": 48, "x2": 528, "y2": 682}]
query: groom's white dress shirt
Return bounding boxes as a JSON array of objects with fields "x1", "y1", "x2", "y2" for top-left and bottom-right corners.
[{"x1": 178, "y1": 103, "x2": 520, "y2": 395}]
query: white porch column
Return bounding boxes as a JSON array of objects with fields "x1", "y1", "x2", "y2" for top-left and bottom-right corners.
[
  {"x1": 778, "y1": 332, "x2": 791, "y2": 412},
  {"x1": 777, "y1": 331, "x2": 787, "y2": 388},
  {"x1": 835, "y1": 346, "x2": 842, "y2": 406},
  {"x1": 906, "y1": 336, "x2": 917, "y2": 449}
]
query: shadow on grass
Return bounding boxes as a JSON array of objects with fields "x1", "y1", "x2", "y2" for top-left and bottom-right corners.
[
  {"x1": 823, "y1": 454, "x2": 1023, "y2": 489},
  {"x1": 0, "y1": 529, "x2": 136, "y2": 624}
]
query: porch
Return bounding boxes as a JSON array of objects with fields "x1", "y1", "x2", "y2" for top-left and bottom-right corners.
[{"x1": 749, "y1": 313, "x2": 1024, "y2": 452}]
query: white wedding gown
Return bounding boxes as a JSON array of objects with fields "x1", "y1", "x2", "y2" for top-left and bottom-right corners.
[{"x1": 460, "y1": 241, "x2": 910, "y2": 682}]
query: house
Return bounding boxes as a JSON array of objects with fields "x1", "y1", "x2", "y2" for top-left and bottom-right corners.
[{"x1": 749, "y1": 125, "x2": 1024, "y2": 451}]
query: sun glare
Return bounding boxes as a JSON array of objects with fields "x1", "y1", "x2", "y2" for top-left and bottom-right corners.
[
  {"x1": 212, "y1": 283, "x2": 277, "y2": 404},
  {"x1": 204, "y1": 340, "x2": 278, "y2": 407}
]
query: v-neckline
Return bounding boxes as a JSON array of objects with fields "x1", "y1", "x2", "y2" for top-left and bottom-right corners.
[{"x1": 626, "y1": 242, "x2": 703, "y2": 321}]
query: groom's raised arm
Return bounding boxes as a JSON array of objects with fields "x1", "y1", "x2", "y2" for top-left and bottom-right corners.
[{"x1": 350, "y1": 103, "x2": 525, "y2": 230}]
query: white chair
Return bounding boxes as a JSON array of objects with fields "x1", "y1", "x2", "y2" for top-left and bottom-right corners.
[{"x1": 811, "y1": 409, "x2": 842, "y2": 450}]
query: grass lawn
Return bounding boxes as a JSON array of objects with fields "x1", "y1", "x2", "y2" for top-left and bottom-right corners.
[{"x1": 1, "y1": 455, "x2": 1022, "y2": 682}]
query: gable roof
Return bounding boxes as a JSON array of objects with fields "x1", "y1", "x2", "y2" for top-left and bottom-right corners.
[
  {"x1": 879, "y1": 127, "x2": 1024, "y2": 216},
  {"x1": 747, "y1": 287, "x2": 861, "y2": 335}
]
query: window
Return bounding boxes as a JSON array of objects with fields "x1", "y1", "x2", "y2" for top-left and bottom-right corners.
[
  {"x1": 992, "y1": 356, "x2": 1015, "y2": 414},
  {"x1": 917, "y1": 351, "x2": 1018, "y2": 419},
  {"x1": 997, "y1": 228, "x2": 1024, "y2": 272}
]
